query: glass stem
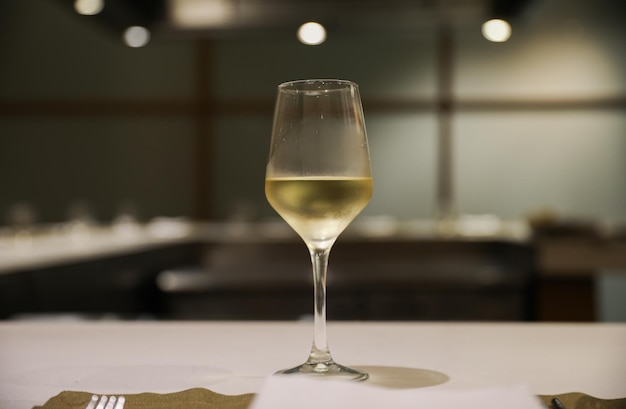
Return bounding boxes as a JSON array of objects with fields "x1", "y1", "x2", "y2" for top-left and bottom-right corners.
[{"x1": 308, "y1": 247, "x2": 333, "y2": 364}]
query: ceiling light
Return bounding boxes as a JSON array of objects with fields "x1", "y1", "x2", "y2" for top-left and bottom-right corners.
[
  {"x1": 123, "y1": 26, "x2": 151, "y2": 48},
  {"x1": 170, "y1": 0, "x2": 235, "y2": 28},
  {"x1": 297, "y1": 22, "x2": 327, "y2": 45},
  {"x1": 74, "y1": 0, "x2": 104, "y2": 15},
  {"x1": 482, "y1": 19, "x2": 511, "y2": 42}
]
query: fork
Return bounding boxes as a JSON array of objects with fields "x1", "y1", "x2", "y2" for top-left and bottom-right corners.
[{"x1": 85, "y1": 395, "x2": 126, "y2": 409}]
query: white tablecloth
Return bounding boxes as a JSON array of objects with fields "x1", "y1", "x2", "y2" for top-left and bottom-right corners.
[{"x1": 1, "y1": 321, "x2": 625, "y2": 409}]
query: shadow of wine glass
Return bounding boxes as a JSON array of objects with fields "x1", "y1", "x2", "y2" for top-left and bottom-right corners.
[{"x1": 354, "y1": 366, "x2": 449, "y2": 389}]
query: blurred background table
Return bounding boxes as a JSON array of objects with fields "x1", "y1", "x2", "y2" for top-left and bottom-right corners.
[
  {"x1": 0, "y1": 220, "x2": 537, "y2": 321},
  {"x1": 1, "y1": 220, "x2": 624, "y2": 322}
]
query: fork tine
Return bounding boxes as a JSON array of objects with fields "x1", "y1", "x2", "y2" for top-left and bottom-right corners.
[
  {"x1": 85, "y1": 395, "x2": 99, "y2": 409},
  {"x1": 114, "y1": 396, "x2": 126, "y2": 409},
  {"x1": 104, "y1": 396, "x2": 116, "y2": 409},
  {"x1": 85, "y1": 395, "x2": 125, "y2": 409},
  {"x1": 94, "y1": 396, "x2": 108, "y2": 409}
]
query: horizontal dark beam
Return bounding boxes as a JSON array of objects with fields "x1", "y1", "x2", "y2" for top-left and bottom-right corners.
[
  {"x1": 1, "y1": 96, "x2": 625, "y2": 117},
  {"x1": 0, "y1": 100, "x2": 195, "y2": 117},
  {"x1": 455, "y1": 96, "x2": 626, "y2": 111}
]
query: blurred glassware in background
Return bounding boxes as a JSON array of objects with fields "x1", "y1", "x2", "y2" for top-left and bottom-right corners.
[
  {"x1": 64, "y1": 200, "x2": 97, "y2": 247},
  {"x1": 111, "y1": 202, "x2": 142, "y2": 240},
  {"x1": 347, "y1": 216, "x2": 399, "y2": 238},
  {"x1": 7, "y1": 202, "x2": 37, "y2": 250},
  {"x1": 0, "y1": 192, "x2": 206, "y2": 282},
  {"x1": 145, "y1": 217, "x2": 193, "y2": 239}
]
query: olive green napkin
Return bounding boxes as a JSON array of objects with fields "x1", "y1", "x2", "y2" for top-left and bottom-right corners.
[
  {"x1": 33, "y1": 388, "x2": 255, "y2": 409},
  {"x1": 34, "y1": 389, "x2": 625, "y2": 409},
  {"x1": 538, "y1": 393, "x2": 626, "y2": 409}
]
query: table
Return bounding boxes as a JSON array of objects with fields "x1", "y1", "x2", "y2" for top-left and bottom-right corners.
[{"x1": 1, "y1": 321, "x2": 625, "y2": 409}]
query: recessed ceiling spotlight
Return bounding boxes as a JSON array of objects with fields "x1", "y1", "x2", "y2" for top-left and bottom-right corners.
[
  {"x1": 74, "y1": 0, "x2": 104, "y2": 15},
  {"x1": 170, "y1": 0, "x2": 235, "y2": 28},
  {"x1": 123, "y1": 26, "x2": 151, "y2": 48},
  {"x1": 482, "y1": 19, "x2": 512, "y2": 42},
  {"x1": 297, "y1": 22, "x2": 327, "y2": 45}
]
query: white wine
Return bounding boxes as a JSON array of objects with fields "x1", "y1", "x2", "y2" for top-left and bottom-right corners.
[{"x1": 265, "y1": 176, "x2": 372, "y2": 247}]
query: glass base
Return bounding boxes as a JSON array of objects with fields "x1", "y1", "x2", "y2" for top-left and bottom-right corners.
[{"x1": 275, "y1": 360, "x2": 369, "y2": 381}]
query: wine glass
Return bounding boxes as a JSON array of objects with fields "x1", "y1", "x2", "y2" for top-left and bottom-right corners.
[{"x1": 265, "y1": 79, "x2": 372, "y2": 381}]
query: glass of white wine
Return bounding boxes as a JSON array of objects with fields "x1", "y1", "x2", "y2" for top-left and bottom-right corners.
[{"x1": 265, "y1": 79, "x2": 372, "y2": 381}]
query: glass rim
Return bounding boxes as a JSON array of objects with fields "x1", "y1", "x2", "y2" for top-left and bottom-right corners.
[{"x1": 278, "y1": 79, "x2": 358, "y2": 94}]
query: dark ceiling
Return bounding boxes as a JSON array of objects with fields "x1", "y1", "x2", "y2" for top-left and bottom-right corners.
[{"x1": 60, "y1": 0, "x2": 535, "y2": 37}]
